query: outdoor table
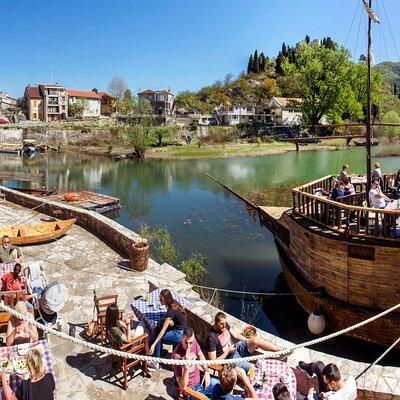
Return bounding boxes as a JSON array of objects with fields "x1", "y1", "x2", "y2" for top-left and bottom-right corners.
[
  {"x1": 131, "y1": 288, "x2": 187, "y2": 332},
  {"x1": 250, "y1": 359, "x2": 297, "y2": 400},
  {"x1": 0, "y1": 340, "x2": 54, "y2": 399}
]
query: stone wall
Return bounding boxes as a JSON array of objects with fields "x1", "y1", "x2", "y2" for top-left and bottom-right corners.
[{"x1": 1, "y1": 186, "x2": 399, "y2": 400}]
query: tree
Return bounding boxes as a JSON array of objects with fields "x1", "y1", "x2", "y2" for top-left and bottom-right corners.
[
  {"x1": 116, "y1": 89, "x2": 136, "y2": 115},
  {"x1": 247, "y1": 55, "x2": 254, "y2": 74},
  {"x1": 123, "y1": 124, "x2": 153, "y2": 158},
  {"x1": 305, "y1": 35, "x2": 311, "y2": 44},
  {"x1": 378, "y1": 111, "x2": 400, "y2": 142},
  {"x1": 92, "y1": 88, "x2": 98, "y2": 93},
  {"x1": 107, "y1": 76, "x2": 129, "y2": 99},
  {"x1": 259, "y1": 52, "x2": 266, "y2": 72},
  {"x1": 253, "y1": 50, "x2": 260, "y2": 74},
  {"x1": 281, "y1": 42, "x2": 365, "y2": 126},
  {"x1": 68, "y1": 102, "x2": 84, "y2": 118},
  {"x1": 134, "y1": 98, "x2": 154, "y2": 125},
  {"x1": 153, "y1": 126, "x2": 173, "y2": 146}
]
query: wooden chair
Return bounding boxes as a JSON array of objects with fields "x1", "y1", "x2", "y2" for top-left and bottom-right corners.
[
  {"x1": 108, "y1": 331, "x2": 150, "y2": 389},
  {"x1": 94, "y1": 291, "x2": 121, "y2": 343}
]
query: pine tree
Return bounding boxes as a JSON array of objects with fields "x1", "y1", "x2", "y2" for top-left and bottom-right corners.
[
  {"x1": 305, "y1": 35, "x2": 310, "y2": 44},
  {"x1": 282, "y1": 43, "x2": 287, "y2": 56},
  {"x1": 254, "y1": 50, "x2": 260, "y2": 74},
  {"x1": 275, "y1": 52, "x2": 284, "y2": 75},
  {"x1": 260, "y1": 52, "x2": 266, "y2": 72},
  {"x1": 247, "y1": 55, "x2": 254, "y2": 74}
]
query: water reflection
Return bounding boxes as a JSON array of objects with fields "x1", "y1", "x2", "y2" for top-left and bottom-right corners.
[{"x1": 1, "y1": 149, "x2": 400, "y2": 363}]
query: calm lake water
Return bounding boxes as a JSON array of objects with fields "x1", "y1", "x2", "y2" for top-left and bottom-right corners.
[{"x1": 2, "y1": 148, "x2": 400, "y2": 364}]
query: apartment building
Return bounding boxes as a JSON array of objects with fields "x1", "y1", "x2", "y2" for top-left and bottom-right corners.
[
  {"x1": 137, "y1": 89, "x2": 174, "y2": 124},
  {"x1": 24, "y1": 84, "x2": 68, "y2": 122},
  {"x1": 214, "y1": 105, "x2": 255, "y2": 125},
  {"x1": 67, "y1": 90, "x2": 101, "y2": 117}
]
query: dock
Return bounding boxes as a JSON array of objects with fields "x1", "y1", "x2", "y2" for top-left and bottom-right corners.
[{"x1": 14, "y1": 188, "x2": 121, "y2": 214}]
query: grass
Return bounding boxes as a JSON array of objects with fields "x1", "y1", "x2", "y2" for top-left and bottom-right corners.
[
  {"x1": 373, "y1": 139, "x2": 400, "y2": 157},
  {"x1": 145, "y1": 139, "x2": 348, "y2": 160}
]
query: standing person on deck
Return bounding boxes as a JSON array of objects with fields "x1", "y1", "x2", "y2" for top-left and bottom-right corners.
[
  {"x1": 0, "y1": 235, "x2": 22, "y2": 263},
  {"x1": 148, "y1": 289, "x2": 187, "y2": 365},
  {"x1": 339, "y1": 164, "x2": 349, "y2": 182}
]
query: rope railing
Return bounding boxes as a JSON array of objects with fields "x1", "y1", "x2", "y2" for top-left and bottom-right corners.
[{"x1": 1, "y1": 300, "x2": 399, "y2": 366}]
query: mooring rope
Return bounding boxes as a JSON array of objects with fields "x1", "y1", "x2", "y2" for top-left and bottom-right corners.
[
  {"x1": 355, "y1": 335, "x2": 400, "y2": 380},
  {"x1": 1, "y1": 301, "x2": 399, "y2": 366}
]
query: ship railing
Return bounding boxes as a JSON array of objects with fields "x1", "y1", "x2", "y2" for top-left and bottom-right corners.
[
  {"x1": 292, "y1": 189, "x2": 400, "y2": 240},
  {"x1": 293, "y1": 175, "x2": 334, "y2": 195}
]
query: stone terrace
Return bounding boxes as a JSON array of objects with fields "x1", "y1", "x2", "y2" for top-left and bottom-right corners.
[{"x1": 0, "y1": 200, "x2": 399, "y2": 399}]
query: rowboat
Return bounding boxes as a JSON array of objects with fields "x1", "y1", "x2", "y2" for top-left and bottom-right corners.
[{"x1": 0, "y1": 218, "x2": 76, "y2": 246}]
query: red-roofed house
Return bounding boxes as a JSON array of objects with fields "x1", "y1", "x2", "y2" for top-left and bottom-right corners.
[
  {"x1": 67, "y1": 89, "x2": 101, "y2": 117},
  {"x1": 98, "y1": 92, "x2": 117, "y2": 116},
  {"x1": 137, "y1": 88, "x2": 174, "y2": 124},
  {"x1": 24, "y1": 86, "x2": 44, "y2": 121}
]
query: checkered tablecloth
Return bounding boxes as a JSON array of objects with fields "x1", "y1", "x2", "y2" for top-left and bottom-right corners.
[
  {"x1": 251, "y1": 360, "x2": 297, "y2": 400},
  {"x1": 131, "y1": 288, "x2": 187, "y2": 332},
  {"x1": 0, "y1": 340, "x2": 54, "y2": 399}
]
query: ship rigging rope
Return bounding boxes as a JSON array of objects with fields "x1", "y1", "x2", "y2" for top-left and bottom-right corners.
[{"x1": 0, "y1": 300, "x2": 399, "y2": 366}]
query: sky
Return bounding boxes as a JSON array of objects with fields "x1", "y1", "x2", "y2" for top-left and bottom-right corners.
[{"x1": 1, "y1": 0, "x2": 399, "y2": 98}]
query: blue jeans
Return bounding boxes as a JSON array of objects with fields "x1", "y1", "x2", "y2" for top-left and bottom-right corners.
[
  {"x1": 231, "y1": 340, "x2": 252, "y2": 373},
  {"x1": 154, "y1": 328, "x2": 183, "y2": 358},
  {"x1": 192, "y1": 377, "x2": 219, "y2": 400}
]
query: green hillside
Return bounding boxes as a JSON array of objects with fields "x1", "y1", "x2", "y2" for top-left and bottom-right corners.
[{"x1": 376, "y1": 61, "x2": 400, "y2": 93}]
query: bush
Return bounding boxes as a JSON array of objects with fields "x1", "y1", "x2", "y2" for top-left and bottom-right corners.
[
  {"x1": 179, "y1": 253, "x2": 207, "y2": 286},
  {"x1": 378, "y1": 111, "x2": 400, "y2": 143},
  {"x1": 201, "y1": 126, "x2": 238, "y2": 144}
]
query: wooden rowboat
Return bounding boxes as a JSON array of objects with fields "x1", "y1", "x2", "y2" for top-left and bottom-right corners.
[{"x1": 0, "y1": 218, "x2": 76, "y2": 246}]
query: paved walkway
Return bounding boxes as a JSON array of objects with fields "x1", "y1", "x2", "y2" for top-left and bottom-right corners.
[{"x1": 0, "y1": 202, "x2": 182, "y2": 399}]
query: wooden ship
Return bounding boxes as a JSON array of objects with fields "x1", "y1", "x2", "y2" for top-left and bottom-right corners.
[{"x1": 256, "y1": 1, "x2": 400, "y2": 346}]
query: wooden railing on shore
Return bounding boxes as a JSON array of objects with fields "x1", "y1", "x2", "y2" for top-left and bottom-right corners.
[{"x1": 292, "y1": 176, "x2": 400, "y2": 240}]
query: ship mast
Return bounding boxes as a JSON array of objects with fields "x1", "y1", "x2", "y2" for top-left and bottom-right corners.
[{"x1": 366, "y1": 0, "x2": 372, "y2": 197}]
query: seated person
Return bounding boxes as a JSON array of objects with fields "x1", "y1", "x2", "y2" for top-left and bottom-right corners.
[
  {"x1": 212, "y1": 365, "x2": 258, "y2": 400},
  {"x1": 1, "y1": 263, "x2": 34, "y2": 307},
  {"x1": 1, "y1": 347, "x2": 55, "y2": 400},
  {"x1": 390, "y1": 169, "x2": 400, "y2": 199},
  {"x1": 149, "y1": 289, "x2": 187, "y2": 359},
  {"x1": 6, "y1": 301, "x2": 38, "y2": 346},
  {"x1": 207, "y1": 312, "x2": 281, "y2": 373},
  {"x1": 105, "y1": 304, "x2": 133, "y2": 346},
  {"x1": 307, "y1": 363, "x2": 356, "y2": 400},
  {"x1": 0, "y1": 235, "x2": 22, "y2": 263},
  {"x1": 272, "y1": 383, "x2": 291, "y2": 400},
  {"x1": 369, "y1": 179, "x2": 391, "y2": 209},
  {"x1": 330, "y1": 181, "x2": 344, "y2": 201},
  {"x1": 172, "y1": 327, "x2": 218, "y2": 398},
  {"x1": 341, "y1": 179, "x2": 355, "y2": 196}
]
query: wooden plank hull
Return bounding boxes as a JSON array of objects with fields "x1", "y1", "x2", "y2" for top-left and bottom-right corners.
[
  {"x1": 0, "y1": 218, "x2": 76, "y2": 245},
  {"x1": 275, "y1": 239, "x2": 400, "y2": 346}
]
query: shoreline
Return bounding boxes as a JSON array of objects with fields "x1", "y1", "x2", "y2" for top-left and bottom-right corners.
[{"x1": 64, "y1": 140, "x2": 349, "y2": 161}]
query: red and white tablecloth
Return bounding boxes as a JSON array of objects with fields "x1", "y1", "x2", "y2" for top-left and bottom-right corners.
[
  {"x1": 251, "y1": 359, "x2": 297, "y2": 400},
  {"x1": 0, "y1": 340, "x2": 54, "y2": 399}
]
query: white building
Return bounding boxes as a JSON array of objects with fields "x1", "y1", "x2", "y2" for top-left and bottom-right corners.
[
  {"x1": 268, "y1": 97, "x2": 302, "y2": 126},
  {"x1": 214, "y1": 105, "x2": 255, "y2": 125},
  {"x1": 67, "y1": 90, "x2": 101, "y2": 118},
  {"x1": 0, "y1": 92, "x2": 18, "y2": 109}
]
